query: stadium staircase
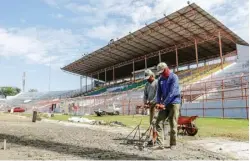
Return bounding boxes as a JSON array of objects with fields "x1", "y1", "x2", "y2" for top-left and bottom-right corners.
[
  {"x1": 179, "y1": 62, "x2": 232, "y2": 85},
  {"x1": 181, "y1": 62, "x2": 234, "y2": 102}
]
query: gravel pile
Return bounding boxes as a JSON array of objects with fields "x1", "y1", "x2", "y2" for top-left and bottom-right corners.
[{"x1": 0, "y1": 115, "x2": 229, "y2": 160}]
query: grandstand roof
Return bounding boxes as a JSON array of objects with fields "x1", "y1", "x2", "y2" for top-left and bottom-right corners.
[{"x1": 62, "y1": 3, "x2": 248, "y2": 81}]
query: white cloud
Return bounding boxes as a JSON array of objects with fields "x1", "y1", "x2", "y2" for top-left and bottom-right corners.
[
  {"x1": 50, "y1": 13, "x2": 64, "y2": 19},
  {"x1": 52, "y1": 0, "x2": 247, "y2": 43},
  {"x1": 0, "y1": 27, "x2": 88, "y2": 69},
  {"x1": 43, "y1": 0, "x2": 60, "y2": 8},
  {"x1": 40, "y1": 0, "x2": 250, "y2": 57},
  {"x1": 209, "y1": 0, "x2": 249, "y2": 42},
  {"x1": 68, "y1": 16, "x2": 103, "y2": 26},
  {"x1": 20, "y1": 18, "x2": 27, "y2": 23},
  {"x1": 65, "y1": 3, "x2": 97, "y2": 13},
  {"x1": 86, "y1": 24, "x2": 118, "y2": 41}
]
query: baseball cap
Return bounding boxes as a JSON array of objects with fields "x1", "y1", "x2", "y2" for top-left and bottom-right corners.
[
  {"x1": 157, "y1": 62, "x2": 168, "y2": 75},
  {"x1": 144, "y1": 69, "x2": 155, "y2": 80}
]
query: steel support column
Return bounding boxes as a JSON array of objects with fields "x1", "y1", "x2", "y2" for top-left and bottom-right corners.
[
  {"x1": 158, "y1": 52, "x2": 161, "y2": 63},
  {"x1": 91, "y1": 74, "x2": 94, "y2": 90},
  {"x1": 195, "y1": 39, "x2": 199, "y2": 68},
  {"x1": 85, "y1": 76, "x2": 87, "y2": 92},
  {"x1": 80, "y1": 76, "x2": 82, "y2": 92},
  {"x1": 113, "y1": 66, "x2": 115, "y2": 83},
  {"x1": 105, "y1": 68, "x2": 107, "y2": 85},
  {"x1": 133, "y1": 60, "x2": 135, "y2": 82},
  {"x1": 145, "y1": 56, "x2": 147, "y2": 69},
  {"x1": 218, "y1": 31, "x2": 224, "y2": 69},
  {"x1": 97, "y1": 72, "x2": 100, "y2": 87},
  {"x1": 175, "y1": 46, "x2": 179, "y2": 71}
]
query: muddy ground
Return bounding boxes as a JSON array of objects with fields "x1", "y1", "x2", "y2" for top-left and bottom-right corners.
[{"x1": 0, "y1": 114, "x2": 246, "y2": 160}]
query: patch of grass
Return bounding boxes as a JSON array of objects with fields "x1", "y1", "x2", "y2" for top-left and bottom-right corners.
[
  {"x1": 20, "y1": 113, "x2": 32, "y2": 117},
  {"x1": 49, "y1": 114, "x2": 71, "y2": 121},
  {"x1": 195, "y1": 117, "x2": 249, "y2": 141},
  {"x1": 19, "y1": 113, "x2": 70, "y2": 120},
  {"x1": 84, "y1": 115, "x2": 249, "y2": 141},
  {"x1": 47, "y1": 114, "x2": 249, "y2": 141}
]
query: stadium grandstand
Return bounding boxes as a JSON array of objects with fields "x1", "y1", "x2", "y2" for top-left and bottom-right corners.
[
  {"x1": 62, "y1": 3, "x2": 248, "y2": 93},
  {"x1": 1, "y1": 3, "x2": 249, "y2": 118}
]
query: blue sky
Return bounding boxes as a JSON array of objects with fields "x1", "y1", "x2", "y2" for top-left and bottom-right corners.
[{"x1": 0, "y1": 0, "x2": 248, "y2": 92}]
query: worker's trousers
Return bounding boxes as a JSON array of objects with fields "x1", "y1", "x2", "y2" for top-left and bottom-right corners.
[
  {"x1": 149, "y1": 103, "x2": 156, "y2": 124},
  {"x1": 155, "y1": 104, "x2": 180, "y2": 146}
]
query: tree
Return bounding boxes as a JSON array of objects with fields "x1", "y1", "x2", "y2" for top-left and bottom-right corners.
[
  {"x1": 29, "y1": 89, "x2": 38, "y2": 92},
  {"x1": 15, "y1": 87, "x2": 21, "y2": 93},
  {"x1": 0, "y1": 87, "x2": 21, "y2": 98}
]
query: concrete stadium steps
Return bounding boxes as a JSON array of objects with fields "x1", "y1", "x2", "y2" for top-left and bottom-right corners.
[
  {"x1": 179, "y1": 63, "x2": 231, "y2": 85},
  {"x1": 70, "y1": 63, "x2": 229, "y2": 98},
  {"x1": 81, "y1": 79, "x2": 146, "y2": 96}
]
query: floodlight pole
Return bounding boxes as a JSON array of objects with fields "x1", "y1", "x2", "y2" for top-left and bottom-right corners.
[
  {"x1": 22, "y1": 72, "x2": 26, "y2": 92},
  {"x1": 195, "y1": 39, "x2": 199, "y2": 68},
  {"x1": 145, "y1": 56, "x2": 147, "y2": 69},
  {"x1": 218, "y1": 31, "x2": 224, "y2": 69},
  {"x1": 175, "y1": 46, "x2": 179, "y2": 72},
  {"x1": 48, "y1": 56, "x2": 51, "y2": 92}
]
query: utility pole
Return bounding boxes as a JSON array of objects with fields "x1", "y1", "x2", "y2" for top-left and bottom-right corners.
[
  {"x1": 48, "y1": 56, "x2": 51, "y2": 92},
  {"x1": 22, "y1": 72, "x2": 26, "y2": 92}
]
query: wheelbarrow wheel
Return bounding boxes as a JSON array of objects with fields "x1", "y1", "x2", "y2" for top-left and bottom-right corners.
[{"x1": 186, "y1": 123, "x2": 198, "y2": 136}]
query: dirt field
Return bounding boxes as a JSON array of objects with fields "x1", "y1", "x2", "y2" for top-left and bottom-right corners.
[{"x1": 0, "y1": 114, "x2": 246, "y2": 160}]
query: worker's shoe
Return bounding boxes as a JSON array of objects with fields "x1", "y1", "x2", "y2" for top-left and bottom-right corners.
[
  {"x1": 147, "y1": 140, "x2": 153, "y2": 146},
  {"x1": 147, "y1": 140, "x2": 158, "y2": 146},
  {"x1": 147, "y1": 140, "x2": 161, "y2": 146}
]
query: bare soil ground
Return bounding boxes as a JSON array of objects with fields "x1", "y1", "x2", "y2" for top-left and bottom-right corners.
[{"x1": 0, "y1": 114, "x2": 246, "y2": 160}]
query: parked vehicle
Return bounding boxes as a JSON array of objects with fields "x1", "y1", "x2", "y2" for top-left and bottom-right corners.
[
  {"x1": 94, "y1": 103, "x2": 121, "y2": 116},
  {"x1": 8, "y1": 107, "x2": 25, "y2": 113}
]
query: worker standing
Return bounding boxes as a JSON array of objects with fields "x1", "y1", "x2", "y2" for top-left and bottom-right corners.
[
  {"x1": 155, "y1": 62, "x2": 181, "y2": 150},
  {"x1": 143, "y1": 69, "x2": 158, "y2": 124}
]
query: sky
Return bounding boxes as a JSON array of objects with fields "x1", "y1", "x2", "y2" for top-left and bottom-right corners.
[{"x1": 0, "y1": 0, "x2": 249, "y2": 92}]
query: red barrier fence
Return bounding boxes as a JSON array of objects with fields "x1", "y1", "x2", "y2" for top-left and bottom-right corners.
[
  {"x1": 20, "y1": 74, "x2": 248, "y2": 119},
  {"x1": 181, "y1": 74, "x2": 249, "y2": 119}
]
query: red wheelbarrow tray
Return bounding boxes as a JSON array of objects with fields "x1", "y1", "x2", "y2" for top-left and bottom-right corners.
[{"x1": 178, "y1": 115, "x2": 198, "y2": 125}]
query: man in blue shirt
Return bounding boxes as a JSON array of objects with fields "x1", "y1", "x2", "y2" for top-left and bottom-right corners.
[{"x1": 155, "y1": 62, "x2": 181, "y2": 149}]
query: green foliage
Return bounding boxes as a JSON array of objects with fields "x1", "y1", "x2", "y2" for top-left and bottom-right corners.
[
  {"x1": 29, "y1": 89, "x2": 38, "y2": 92},
  {"x1": 0, "y1": 87, "x2": 21, "y2": 98}
]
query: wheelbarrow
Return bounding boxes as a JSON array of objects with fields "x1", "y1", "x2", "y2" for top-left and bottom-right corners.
[{"x1": 177, "y1": 115, "x2": 198, "y2": 136}]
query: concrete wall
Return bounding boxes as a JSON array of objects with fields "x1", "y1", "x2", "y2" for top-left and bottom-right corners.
[{"x1": 181, "y1": 99, "x2": 248, "y2": 118}]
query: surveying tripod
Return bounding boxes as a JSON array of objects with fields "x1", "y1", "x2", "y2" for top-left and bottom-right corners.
[
  {"x1": 139, "y1": 108, "x2": 163, "y2": 149},
  {"x1": 124, "y1": 104, "x2": 168, "y2": 150}
]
